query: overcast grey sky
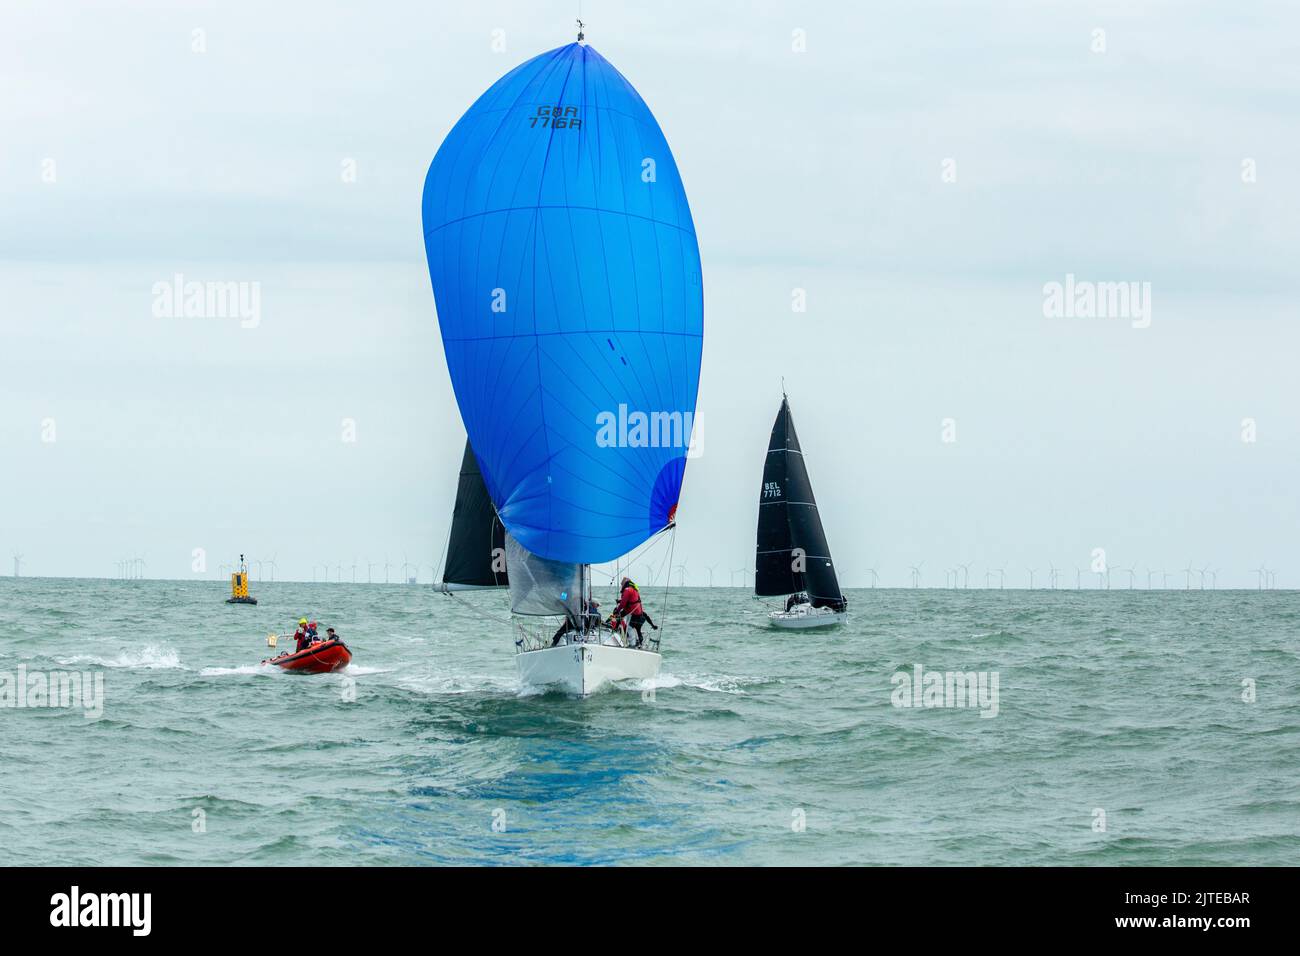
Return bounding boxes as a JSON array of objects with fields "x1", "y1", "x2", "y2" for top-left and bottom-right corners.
[{"x1": 2, "y1": 0, "x2": 1297, "y2": 587}]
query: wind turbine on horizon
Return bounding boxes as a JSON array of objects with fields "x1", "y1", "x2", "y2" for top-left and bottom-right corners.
[
  {"x1": 909, "y1": 562, "x2": 924, "y2": 589},
  {"x1": 12, "y1": 553, "x2": 23, "y2": 578}
]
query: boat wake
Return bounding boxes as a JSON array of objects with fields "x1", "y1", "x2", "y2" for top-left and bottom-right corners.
[
  {"x1": 341, "y1": 664, "x2": 389, "y2": 677},
  {"x1": 200, "y1": 663, "x2": 277, "y2": 677},
  {"x1": 58, "y1": 644, "x2": 183, "y2": 670},
  {"x1": 508, "y1": 671, "x2": 766, "y2": 697},
  {"x1": 397, "y1": 671, "x2": 519, "y2": 696},
  {"x1": 634, "y1": 671, "x2": 759, "y2": 695},
  {"x1": 202, "y1": 661, "x2": 375, "y2": 678}
]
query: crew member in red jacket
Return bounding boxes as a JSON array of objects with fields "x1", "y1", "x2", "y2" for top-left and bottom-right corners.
[{"x1": 610, "y1": 578, "x2": 657, "y2": 648}]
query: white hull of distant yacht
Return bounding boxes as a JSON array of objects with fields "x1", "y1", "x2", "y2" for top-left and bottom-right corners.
[
  {"x1": 768, "y1": 604, "x2": 846, "y2": 630},
  {"x1": 517, "y1": 640, "x2": 661, "y2": 696}
]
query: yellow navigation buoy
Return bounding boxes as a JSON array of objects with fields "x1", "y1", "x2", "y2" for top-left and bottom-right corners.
[{"x1": 226, "y1": 554, "x2": 259, "y2": 605}]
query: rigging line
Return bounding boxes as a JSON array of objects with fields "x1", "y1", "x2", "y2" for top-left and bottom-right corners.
[
  {"x1": 589, "y1": 526, "x2": 669, "y2": 586},
  {"x1": 445, "y1": 588, "x2": 515, "y2": 628},
  {"x1": 634, "y1": 532, "x2": 669, "y2": 583},
  {"x1": 635, "y1": 524, "x2": 676, "y2": 585},
  {"x1": 433, "y1": 518, "x2": 453, "y2": 589},
  {"x1": 660, "y1": 525, "x2": 676, "y2": 634},
  {"x1": 649, "y1": 548, "x2": 671, "y2": 607}
]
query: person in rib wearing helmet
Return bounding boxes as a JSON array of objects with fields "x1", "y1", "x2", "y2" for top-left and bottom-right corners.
[{"x1": 293, "y1": 618, "x2": 311, "y2": 652}]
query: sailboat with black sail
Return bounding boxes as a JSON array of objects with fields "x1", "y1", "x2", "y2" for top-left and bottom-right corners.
[
  {"x1": 422, "y1": 31, "x2": 704, "y2": 693},
  {"x1": 437, "y1": 440, "x2": 508, "y2": 592},
  {"x1": 755, "y1": 393, "x2": 848, "y2": 629}
]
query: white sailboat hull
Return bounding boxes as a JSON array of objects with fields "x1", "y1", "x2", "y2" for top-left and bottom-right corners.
[
  {"x1": 517, "y1": 640, "x2": 661, "y2": 696},
  {"x1": 768, "y1": 604, "x2": 847, "y2": 630}
]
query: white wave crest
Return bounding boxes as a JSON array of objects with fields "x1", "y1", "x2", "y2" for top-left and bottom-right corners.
[
  {"x1": 200, "y1": 663, "x2": 276, "y2": 677},
  {"x1": 58, "y1": 644, "x2": 183, "y2": 670},
  {"x1": 651, "y1": 671, "x2": 752, "y2": 694}
]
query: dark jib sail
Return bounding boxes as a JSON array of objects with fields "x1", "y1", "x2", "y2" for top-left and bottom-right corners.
[
  {"x1": 440, "y1": 441, "x2": 508, "y2": 590},
  {"x1": 754, "y1": 397, "x2": 846, "y2": 609}
]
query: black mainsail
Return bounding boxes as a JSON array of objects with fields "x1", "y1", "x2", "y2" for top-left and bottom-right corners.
[
  {"x1": 439, "y1": 440, "x2": 508, "y2": 590},
  {"x1": 754, "y1": 396, "x2": 846, "y2": 610}
]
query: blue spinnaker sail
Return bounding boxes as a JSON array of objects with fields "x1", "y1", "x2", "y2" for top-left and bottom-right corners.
[{"x1": 423, "y1": 42, "x2": 703, "y2": 565}]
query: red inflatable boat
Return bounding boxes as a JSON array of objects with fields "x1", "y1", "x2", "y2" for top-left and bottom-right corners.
[{"x1": 263, "y1": 638, "x2": 352, "y2": 674}]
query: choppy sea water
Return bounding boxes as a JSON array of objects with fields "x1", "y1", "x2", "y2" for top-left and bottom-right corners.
[{"x1": 1, "y1": 577, "x2": 1296, "y2": 866}]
